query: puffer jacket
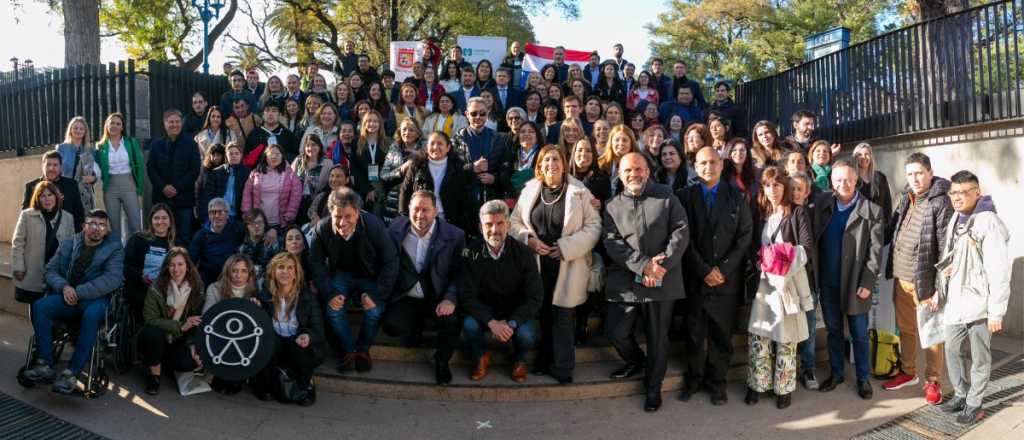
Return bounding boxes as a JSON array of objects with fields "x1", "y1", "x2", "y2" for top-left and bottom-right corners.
[
  {"x1": 936, "y1": 196, "x2": 1010, "y2": 325},
  {"x1": 241, "y1": 168, "x2": 303, "y2": 226},
  {"x1": 886, "y1": 176, "x2": 953, "y2": 300}
]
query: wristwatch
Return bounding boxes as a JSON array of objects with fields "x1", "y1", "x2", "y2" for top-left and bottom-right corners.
[{"x1": 507, "y1": 320, "x2": 518, "y2": 330}]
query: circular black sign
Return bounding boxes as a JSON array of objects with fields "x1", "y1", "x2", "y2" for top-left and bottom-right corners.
[{"x1": 194, "y1": 298, "x2": 277, "y2": 381}]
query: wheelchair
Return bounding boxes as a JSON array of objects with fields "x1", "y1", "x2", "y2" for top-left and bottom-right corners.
[{"x1": 16, "y1": 287, "x2": 136, "y2": 398}]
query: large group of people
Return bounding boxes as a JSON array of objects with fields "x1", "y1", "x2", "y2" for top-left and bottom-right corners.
[{"x1": 9, "y1": 40, "x2": 1010, "y2": 424}]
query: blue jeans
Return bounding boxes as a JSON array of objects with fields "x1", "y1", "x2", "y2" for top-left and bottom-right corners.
[
  {"x1": 820, "y1": 285, "x2": 870, "y2": 381},
  {"x1": 462, "y1": 316, "x2": 539, "y2": 362},
  {"x1": 324, "y1": 273, "x2": 385, "y2": 353},
  {"x1": 31, "y1": 294, "x2": 109, "y2": 374},
  {"x1": 799, "y1": 299, "x2": 817, "y2": 374},
  {"x1": 174, "y1": 207, "x2": 195, "y2": 244}
]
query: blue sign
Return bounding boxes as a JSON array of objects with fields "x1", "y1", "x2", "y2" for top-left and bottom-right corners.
[{"x1": 805, "y1": 27, "x2": 851, "y2": 61}]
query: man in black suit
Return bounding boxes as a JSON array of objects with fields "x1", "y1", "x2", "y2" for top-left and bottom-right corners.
[
  {"x1": 677, "y1": 146, "x2": 753, "y2": 405},
  {"x1": 23, "y1": 151, "x2": 85, "y2": 232},
  {"x1": 491, "y1": 68, "x2": 523, "y2": 110}
]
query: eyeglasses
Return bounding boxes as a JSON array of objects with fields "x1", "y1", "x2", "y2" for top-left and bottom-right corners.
[
  {"x1": 468, "y1": 111, "x2": 487, "y2": 117},
  {"x1": 507, "y1": 116, "x2": 522, "y2": 121},
  {"x1": 84, "y1": 222, "x2": 107, "y2": 230},
  {"x1": 948, "y1": 188, "x2": 979, "y2": 197},
  {"x1": 209, "y1": 209, "x2": 227, "y2": 215}
]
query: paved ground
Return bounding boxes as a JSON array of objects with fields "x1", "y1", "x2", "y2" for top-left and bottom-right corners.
[{"x1": 0, "y1": 312, "x2": 1021, "y2": 440}]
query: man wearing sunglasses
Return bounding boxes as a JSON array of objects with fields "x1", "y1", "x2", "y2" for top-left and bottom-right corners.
[
  {"x1": 22, "y1": 210, "x2": 124, "y2": 395},
  {"x1": 451, "y1": 97, "x2": 511, "y2": 234}
]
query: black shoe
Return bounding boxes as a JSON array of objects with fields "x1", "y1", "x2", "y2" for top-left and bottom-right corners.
[
  {"x1": 644, "y1": 391, "x2": 663, "y2": 412},
  {"x1": 942, "y1": 396, "x2": 967, "y2": 413},
  {"x1": 609, "y1": 363, "x2": 643, "y2": 380},
  {"x1": 575, "y1": 321, "x2": 590, "y2": 346},
  {"x1": 555, "y1": 375, "x2": 573, "y2": 385},
  {"x1": 145, "y1": 375, "x2": 161, "y2": 396},
  {"x1": 435, "y1": 361, "x2": 453, "y2": 385},
  {"x1": 956, "y1": 406, "x2": 983, "y2": 425},
  {"x1": 776, "y1": 393, "x2": 791, "y2": 409},
  {"x1": 710, "y1": 390, "x2": 728, "y2": 406},
  {"x1": 532, "y1": 361, "x2": 551, "y2": 376},
  {"x1": 297, "y1": 386, "x2": 316, "y2": 407},
  {"x1": 801, "y1": 370, "x2": 820, "y2": 390},
  {"x1": 745, "y1": 387, "x2": 760, "y2": 405},
  {"x1": 337, "y1": 353, "x2": 356, "y2": 373},
  {"x1": 819, "y1": 376, "x2": 844, "y2": 392},
  {"x1": 678, "y1": 383, "x2": 700, "y2": 402},
  {"x1": 256, "y1": 390, "x2": 274, "y2": 401},
  {"x1": 354, "y1": 352, "x2": 372, "y2": 373},
  {"x1": 857, "y1": 380, "x2": 874, "y2": 400}
]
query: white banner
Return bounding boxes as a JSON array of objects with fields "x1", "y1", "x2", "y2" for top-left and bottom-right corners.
[
  {"x1": 389, "y1": 41, "x2": 420, "y2": 82},
  {"x1": 457, "y1": 36, "x2": 508, "y2": 68}
]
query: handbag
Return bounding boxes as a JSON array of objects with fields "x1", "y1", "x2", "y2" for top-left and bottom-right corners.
[{"x1": 275, "y1": 367, "x2": 302, "y2": 403}]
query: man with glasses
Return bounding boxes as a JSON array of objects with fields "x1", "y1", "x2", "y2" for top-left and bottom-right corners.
[
  {"x1": 452, "y1": 97, "x2": 511, "y2": 232},
  {"x1": 22, "y1": 210, "x2": 124, "y2": 395},
  {"x1": 937, "y1": 171, "x2": 1010, "y2": 425},
  {"x1": 189, "y1": 198, "x2": 244, "y2": 286},
  {"x1": 219, "y1": 70, "x2": 257, "y2": 115}
]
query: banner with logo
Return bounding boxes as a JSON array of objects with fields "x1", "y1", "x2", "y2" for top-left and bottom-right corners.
[
  {"x1": 389, "y1": 41, "x2": 421, "y2": 82},
  {"x1": 457, "y1": 35, "x2": 508, "y2": 68}
]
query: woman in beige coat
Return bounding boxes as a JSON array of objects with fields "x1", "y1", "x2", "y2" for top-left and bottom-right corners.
[
  {"x1": 12, "y1": 181, "x2": 76, "y2": 303},
  {"x1": 511, "y1": 145, "x2": 601, "y2": 384}
]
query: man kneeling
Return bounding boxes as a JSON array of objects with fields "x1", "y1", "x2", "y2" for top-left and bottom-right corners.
[
  {"x1": 459, "y1": 200, "x2": 543, "y2": 383},
  {"x1": 23, "y1": 210, "x2": 124, "y2": 394}
]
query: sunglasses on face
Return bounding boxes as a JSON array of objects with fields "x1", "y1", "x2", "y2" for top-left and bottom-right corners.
[{"x1": 468, "y1": 111, "x2": 487, "y2": 117}]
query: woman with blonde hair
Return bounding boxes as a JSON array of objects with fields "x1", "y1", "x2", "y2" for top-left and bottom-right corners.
[
  {"x1": 751, "y1": 120, "x2": 787, "y2": 168},
  {"x1": 556, "y1": 117, "x2": 585, "y2": 153},
  {"x1": 253, "y1": 252, "x2": 325, "y2": 406},
  {"x1": 852, "y1": 142, "x2": 893, "y2": 229},
  {"x1": 597, "y1": 125, "x2": 640, "y2": 194},
  {"x1": 195, "y1": 106, "x2": 237, "y2": 157},
  {"x1": 302, "y1": 103, "x2": 340, "y2": 154},
  {"x1": 55, "y1": 116, "x2": 98, "y2": 212},
  {"x1": 95, "y1": 112, "x2": 145, "y2": 241},
  {"x1": 353, "y1": 110, "x2": 389, "y2": 213}
]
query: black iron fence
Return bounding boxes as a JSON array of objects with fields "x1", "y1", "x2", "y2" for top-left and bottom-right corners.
[
  {"x1": 147, "y1": 61, "x2": 231, "y2": 139},
  {"x1": 736, "y1": 0, "x2": 1023, "y2": 144},
  {"x1": 0, "y1": 61, "x2": 137, "y2": 153}
]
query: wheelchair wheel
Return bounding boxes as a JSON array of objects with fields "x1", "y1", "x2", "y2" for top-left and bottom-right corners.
[{"x1": 83, "y1": 367, "x2": 108, "y2": 399}]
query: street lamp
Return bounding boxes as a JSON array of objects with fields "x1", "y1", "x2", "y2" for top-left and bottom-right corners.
[{"x1": 191, "y1": 0, "x2": 226, "y2": 74}]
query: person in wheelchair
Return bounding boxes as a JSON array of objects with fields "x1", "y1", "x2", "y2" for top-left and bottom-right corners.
[
  {"x1": 22, "y1": 209, "x2": 124, "y2": 395},
  {"x1": 139, "y1": 247, "x2": 206, "y2": 395}
]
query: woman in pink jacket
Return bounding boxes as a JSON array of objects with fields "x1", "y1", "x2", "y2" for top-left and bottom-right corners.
[{"x1": 242, "y1": 143, "x2": 302, "y2": 229}]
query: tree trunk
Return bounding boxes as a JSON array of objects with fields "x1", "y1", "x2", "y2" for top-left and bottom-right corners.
[{"x1": 63, "y1": 0, "x2": 101, "y2": 66}]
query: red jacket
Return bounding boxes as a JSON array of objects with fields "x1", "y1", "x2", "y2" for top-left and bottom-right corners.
[{"x1": 417, "y1": 82, "x2": 447, "y2": 110}]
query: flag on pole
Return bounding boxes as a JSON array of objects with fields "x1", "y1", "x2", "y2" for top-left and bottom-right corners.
[{"x1": 521, "y1": 43, "x2": 592, "y2": 73}]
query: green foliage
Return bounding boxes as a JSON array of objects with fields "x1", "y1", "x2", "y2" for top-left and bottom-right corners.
[{"x1": 646, "y1": 0, "x2": 897, "y2": 84}]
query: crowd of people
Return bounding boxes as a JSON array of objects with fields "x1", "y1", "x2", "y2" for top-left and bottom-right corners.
[{"x1": 9, "y1": 40, "x2": 1010, "y2": 422}]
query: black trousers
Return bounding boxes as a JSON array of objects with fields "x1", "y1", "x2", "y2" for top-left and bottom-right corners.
[
  {"x1": 537, "y1": 258, "x2": 575, "y2": 379},
  {"x1": 682, "y1": 297, "x2": 737, "y2": 392},
  {"x1": 137, "y1": 325, "x2": 198, "y2": 372},
  {"x1": 605, "y1": 301, "x2": 673, "y2": 390},
  {"x1": 382, "y1": 295, "x2": 460, "y2": 363},
  {"x1": 254, "y1": 335, "x2": 322, "y2": 392}
]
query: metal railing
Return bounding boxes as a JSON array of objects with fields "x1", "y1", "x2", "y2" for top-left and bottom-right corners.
[{"x1": 735, "y1": 0, "x2": 1023, "y2": 144}]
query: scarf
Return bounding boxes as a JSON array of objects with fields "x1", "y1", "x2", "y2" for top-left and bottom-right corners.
[
  {"x1": 811, "y1": 163, "x2": 832, "y2": 191},
  {"x1": 167, "y1": 281, "x2": 192, "y2": 322}
]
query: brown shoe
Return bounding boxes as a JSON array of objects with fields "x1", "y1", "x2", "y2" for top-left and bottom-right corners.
[
  {"x1": 512, "y1": 362, "x2": 528, "y2": 383},
  {"x1": 471, "y1": 352, "x2": 492, "y2": 381}
]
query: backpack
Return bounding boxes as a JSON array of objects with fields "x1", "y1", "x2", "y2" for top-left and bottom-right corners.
[{"x1": 869, "y1": 328, "x2": 902, "y2": 379}]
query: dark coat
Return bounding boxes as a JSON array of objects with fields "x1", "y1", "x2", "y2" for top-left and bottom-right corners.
[
  {"x1": 198, "y1": 163, "x2": 250, "y2": 224},
  {"x1": 450, "y1": 126, "x2": 512, "y2": 208},
  {"x1": 387, "y1": 216, "x2": 466, "y2": 305},
  {"x1": 814, "y1": 193, "x2": 885, "y2": 315},
  {"x1": 244, "y1": 125, "x2": 299, "y2": 166},
  {"x1": 188, "y1": 221, "x2": 244, "y2": 286},
  {"x1": 23, "y1": 176, "x2": 85, "y2": 232},
  {"x1": 451, "y1": 86, "x2": 481, "y2": 112},
  {"x1": 857, "y1": 170, "x2": 893, "y2": 242},
  {"x1": 603, "y1": 183, "x2": 690, "y2": 302},
  {"x1": 885, "y1": 177, "x2": 953, "y2": 300},
  {"x1": 307, "y1": 211, "x2": 399, "y2": 305},
  {"x1": 595, "y1": 79, "x2": 627, "y2": 108},
  {"x1": 489, "y1": 85, "x2": 524, "y2": 110},
  {"x1": 257, "y1": 288, "x2": 326, "y2": 362},
  {"x1": 677, "y1": 181, "x2": 754, "y2": 314},
  {"x1": 397, "y1": 153, "x2": 472, "y2": 232},
  {"x1": 147, "y1": 135, "x2": 202, "y2": 209},
  {"x1": 458, "y1": 237, "x2": 543, "y2": 324}
]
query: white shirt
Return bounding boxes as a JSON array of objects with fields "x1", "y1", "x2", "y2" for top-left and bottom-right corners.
[
  {"x1": 273, "y1": 298, "x2": 299, "y2": 337},
  {"x1": 108, "y1": 139, "x2": 131, "y2": 175},
  {"x1": 402, "y1": 221, "x2": 436, "y2": 299},
  {"x1": 428, "y1": 158, "x2": 447, "y2": 218}
]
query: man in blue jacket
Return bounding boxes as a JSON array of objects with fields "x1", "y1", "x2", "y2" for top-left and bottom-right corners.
[
  {"x1": 659, "y1": 84, "x2": 704, "y2": 126},
  {"x1": 309, "y1": 188, "x2": 399, "y2": 374},
  {"x1": 383, "y1": 190, "x2": 466, "y2": 384},
  {"x1": 22, "y1": 210, "x2": 124, "y2": 395},
  {"x1": 147, "y1": 109, "x2": 202, "y2": 241}
]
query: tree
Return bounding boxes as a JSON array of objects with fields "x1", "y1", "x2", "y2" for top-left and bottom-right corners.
[
  {"x1": 230, "y1": 0, "x2": 578, "y2": 71},
  {"x1": 228, "y1": 45, "x2": 275, "y2": 75},
  {"x1": 99, "y1": 0, "x2": 238, "y2": 71},
  {"x1": 646, "y1": 0, "x2": 896, "y2": 83},
  {"x1": 64, "y1": 0, "x2": 101, "y2": 65}
]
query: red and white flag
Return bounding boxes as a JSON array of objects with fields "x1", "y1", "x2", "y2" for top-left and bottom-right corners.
[{"x1": 522, "y1": 43, "x2": 592, "y2": 72}]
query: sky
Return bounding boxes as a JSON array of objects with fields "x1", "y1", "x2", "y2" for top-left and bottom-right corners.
[{"x1": 0, "y1": 0, "x2": 667, "y2": 74}]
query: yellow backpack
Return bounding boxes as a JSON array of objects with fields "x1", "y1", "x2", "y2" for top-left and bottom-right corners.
[{"x1": 869, "y1": 329, "x2": 902, "y2": 379}]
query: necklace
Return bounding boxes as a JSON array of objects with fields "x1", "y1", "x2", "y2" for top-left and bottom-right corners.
[{"x1": 540, "y1": 183, "x2": 566, "y2": 205}]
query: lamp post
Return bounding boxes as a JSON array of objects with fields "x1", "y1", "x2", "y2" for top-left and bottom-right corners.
[
  {"x1": 9, "y1": 57, "x2": 18, "y2": 81},
  {"x1": 192, "y1": 0, "x2": 226, "y2": 74}
]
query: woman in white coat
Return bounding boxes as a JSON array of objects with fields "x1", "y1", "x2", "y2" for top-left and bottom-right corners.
[
  {"x1": 510, "y1": 145, "x2": 601, "y2": 384},
  {"x1": 12, "y1": 181, "x2": 76, "y2": 303},
  {"x1": 746, "y1": 167, "x2": 814, "y2": 409}
]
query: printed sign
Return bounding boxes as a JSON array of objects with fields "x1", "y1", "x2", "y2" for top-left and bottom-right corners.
[
  {"x1": 389, "y1": 41, "x2": 422, "y2": 82},
  {"x1": 194, "y1": 298, "x2": 276, "y2": 381},
  {"x1": 457, "y1": 36, "x2": 508, "y2": 68}
]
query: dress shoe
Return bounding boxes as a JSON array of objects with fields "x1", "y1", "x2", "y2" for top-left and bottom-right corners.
[
  {"x1": 556, "y1": 376, "x2": 573, "y2": 385},
  {"x1": 144, "y1": 374, "x2": 161, "y2": 396},
  {"x1": 355, "y1": 352, "x2": 373, "y2": 373},
  {"x1": 776, "y1": 393, "x2": 791, "y2": 409},
  {"x1": 644, "y1": 391, "x2": 663, "y2": 412},
  {"x1": 511, "y1": 362, "x2": 528, "y2": 383},
  {"x1": 678, "y1": 383, "x2": 700, "y2": 402},
  {"x1": 609, "y1": 363, "x2": 643, "y2": 380},
  {"x1": 435, "y1": 361, "x2": 453, "y2": 385},
  {"x1": 297, "y1": 385, "x2": 317, "y2": 407},
  {"x1": 471, "y1": 352, "x2": 492, "y2": 381},
  {"x1": 818, "y1": 375, "x2": 844, "y2": 392},
  {"x1": 857, "y1": 380, "x2": 874, "y2": 400},
  {"x1": 710, "y1": 389, "x2": 728, "y2": 406},
  {"x1": 337, "y1": 353, "x2": 357, "y2": 373},
  {"x1": 531, "y1": 360, "x2": 551, "y2": 376},
  {"x1": 745, "y1": 387, "x2": 760, "y2": 405}
]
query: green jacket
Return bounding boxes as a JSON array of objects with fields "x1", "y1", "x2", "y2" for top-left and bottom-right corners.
[
  {"x1": 143, "y1": 283, "x2": 205, "y2": 342},
  {"x1": 95, "y1": 137, "x2": 145, "y2": 196}
]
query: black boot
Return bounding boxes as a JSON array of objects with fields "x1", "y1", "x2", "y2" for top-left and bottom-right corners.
[
  {"x1": 644, "y1": 389, "x2": 663, "y2": 412},
  {"x1": 745, "y1": 387, "x2": 760, "y2": 405},
  {"x1": 776, "y1": 393, "x2": 791, "y2": 409}
]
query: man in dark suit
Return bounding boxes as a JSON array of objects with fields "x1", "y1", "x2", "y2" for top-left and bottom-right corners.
[
  {"x1": 383, "y1": 190, "x2": 466, "y2": 385},
  {"x1": 23, "y1": 151, "x2": 85, "y2": 232},
  {"x1": 146, "y1": 110, "x2": 201, "y2": 241},
  {"x1": 491, "y1": 67, "x2": 523, "y2": 110},
  {"x1": 451, "y1": 97, "x2": 511, "y2": 231},
  {"x1": 677, "y1": 146, "x2": 754, "y2": 405},
  {"x1": 452, "y1": 67, "x2": 480, "y2": 112}
]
